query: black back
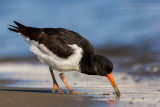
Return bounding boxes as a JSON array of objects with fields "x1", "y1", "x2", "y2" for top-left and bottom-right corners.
[{"x1": 8, "y1": 21, "x2": 95, "y2": 74}]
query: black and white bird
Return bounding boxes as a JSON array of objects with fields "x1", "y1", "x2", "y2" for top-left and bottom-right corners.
[{"x1": 8, "y1": 21, "x2": 120, "y2": 95}]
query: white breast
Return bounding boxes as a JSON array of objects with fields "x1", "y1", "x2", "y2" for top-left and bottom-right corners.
[{"x1": 25, "y1": 38, "x2": 83, "y2": 72}]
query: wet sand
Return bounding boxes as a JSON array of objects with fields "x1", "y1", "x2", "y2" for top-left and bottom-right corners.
[
  {"x1": 0, "y1": 86, "x2": 105, "y2": 107},
  {"x1": 0, "y1": 63, "x2": 160, "y2": 107}
]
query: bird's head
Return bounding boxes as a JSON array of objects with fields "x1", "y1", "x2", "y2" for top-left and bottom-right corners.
[
  {"x1": 94, "y1": 55, "x2": 120, "y2": 95},
  {"x1": 94, "y1": 55, "x2": 113, "y2": 75}
]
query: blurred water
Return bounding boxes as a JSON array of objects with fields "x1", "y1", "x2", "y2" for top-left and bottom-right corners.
[{"x1": 0, "y1": 0, "x2": 160, "y2": 56}]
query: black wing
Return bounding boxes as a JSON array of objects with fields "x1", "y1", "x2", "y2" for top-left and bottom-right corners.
[
  {"x1": 8, "y1": 21, "x2": 74, "y2": 58},
  {"x1": 9, "y1": 21, "x2": 95, "y2": 73}
]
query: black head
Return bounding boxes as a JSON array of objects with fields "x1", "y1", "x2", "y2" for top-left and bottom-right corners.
[
  {"x1": 94, "y1": 55, "x2": 113, "y2": 76},
  {"x1": 94, "y1": 55, "x2": 120, "y2": 95}
]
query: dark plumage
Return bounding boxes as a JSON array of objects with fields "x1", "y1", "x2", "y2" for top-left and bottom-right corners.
[
  {"x1": 8, "y1": 21, "x2": 120, "y2": 95},
  {"x1": 9, "y1": 21, "x2": 97, "y2": 75}
]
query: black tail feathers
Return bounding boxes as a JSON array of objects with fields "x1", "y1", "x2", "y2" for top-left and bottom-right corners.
[{"x1": 8, "y1": 21, "x2": 26, "y2": 33}]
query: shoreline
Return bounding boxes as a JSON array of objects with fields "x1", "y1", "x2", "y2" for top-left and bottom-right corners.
[
  {"x1": 0, "y1": 86, "x2": 106, "y2": 107},
  {"x1": 0, "y1": 63, "x2": 160, "y2": 107}
]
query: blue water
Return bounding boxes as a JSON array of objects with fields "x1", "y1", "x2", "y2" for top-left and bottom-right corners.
[{"x1": 0, "y1": 0, "x2": 160, "y2": 56}]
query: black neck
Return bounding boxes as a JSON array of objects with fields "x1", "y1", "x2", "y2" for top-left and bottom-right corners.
[{"x1": 80, "y1": 55, "x2": 98, "y2": 75}]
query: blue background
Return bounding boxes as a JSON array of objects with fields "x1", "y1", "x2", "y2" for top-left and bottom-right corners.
[{"x1": 0, "y1": 0, "x2": 160, "y2": 56}]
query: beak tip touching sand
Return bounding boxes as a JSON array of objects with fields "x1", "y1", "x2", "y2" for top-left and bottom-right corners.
[{"x1": 106, "y1": 74, "x2": 120, "y2": 96}]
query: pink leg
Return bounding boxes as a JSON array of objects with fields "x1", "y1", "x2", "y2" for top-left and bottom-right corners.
[
  {"x1": 59, "y1": 73, "x2": 87, "y2": 94},
  {"x1": 49, "y1": 68, "x2": 65, "y2": 94}
]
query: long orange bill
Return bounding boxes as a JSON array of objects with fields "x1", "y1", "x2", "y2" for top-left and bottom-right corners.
[{"x1": 106, "y1": 74, "x2": 120, "y2": 96}]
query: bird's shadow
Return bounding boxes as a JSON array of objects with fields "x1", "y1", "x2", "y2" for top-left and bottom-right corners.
[{"x1": 0, "y1": 88, "x2": 68, "y2": 94}]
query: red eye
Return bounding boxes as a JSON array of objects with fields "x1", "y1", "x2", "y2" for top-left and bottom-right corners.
[{"x1": 102, "y1": 66, "x2": 107, "y2": 69}]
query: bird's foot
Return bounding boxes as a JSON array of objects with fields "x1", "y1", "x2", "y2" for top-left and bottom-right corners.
[
  {"x1": 69, "y1": 90, "x2": 87, "y2": 95},
  {"x1": 52, "y1": 84, "x2": 65, "y2": 94}
]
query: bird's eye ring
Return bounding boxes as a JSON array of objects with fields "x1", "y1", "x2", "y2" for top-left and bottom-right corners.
[{"x1": 102, "y1": 66, "x2": 107, "y2": 69}]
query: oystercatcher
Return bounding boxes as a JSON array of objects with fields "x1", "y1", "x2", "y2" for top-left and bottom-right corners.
[{"x1": 8, "y1": 21, "x2": 120, "y2": 95}]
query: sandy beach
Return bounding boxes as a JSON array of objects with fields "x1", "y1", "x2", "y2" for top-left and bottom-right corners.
[
  {"x1": 1, "y1": 0, "x2": 160, "y2": 107},
  {"x1": 0, "y1": 86, "x2": 104, "y2": 107},
  {"x1": 0, "y1": 63, "x2": 108, "y2": 107},
  {"x1": 0, "y1": 63, "x2": 160, "y2": 107}
]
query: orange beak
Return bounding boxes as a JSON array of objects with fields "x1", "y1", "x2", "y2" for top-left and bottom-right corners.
[{"x1": 106, "y1": 74, "x2": 120, "y2": 96}]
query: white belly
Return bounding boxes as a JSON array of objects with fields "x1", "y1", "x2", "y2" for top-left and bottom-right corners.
[{"x1": 25, "y1": 38, "x2": 83, "y2": 72}]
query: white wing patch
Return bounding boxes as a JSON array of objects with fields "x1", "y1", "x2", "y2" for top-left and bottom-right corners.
[{"x1": 25, "y1": 38, "x2": 83, "y2": 72}]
